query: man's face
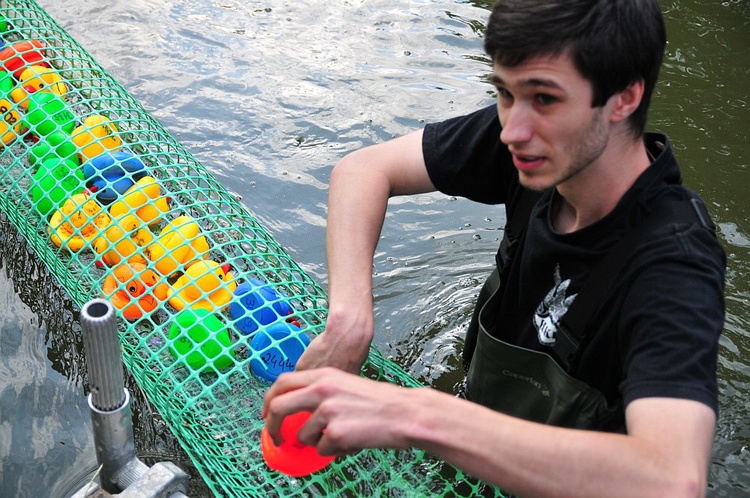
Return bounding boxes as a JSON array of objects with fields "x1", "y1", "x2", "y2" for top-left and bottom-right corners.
[{"x1": 491, "y1": 52, "x2": 611, "y2": 192}]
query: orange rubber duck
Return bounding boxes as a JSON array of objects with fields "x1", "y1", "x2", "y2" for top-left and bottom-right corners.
[
  {"x1": 148, "y1": 215, "x2": 210, "y2": 276},
  {"x1": 49, "y1": 192, "x2": 111, "y2": 252},
  {"x1": 108, "y1": 176, "x2": 170, "y2": 226},
  {"x1": 92, "y1": 213, "x2": 154, "y2": 267},
  {"x1": 102, "y1": 261, "x2": 169, "y2": 321},
  {"x1": 167, "y1": 260, "x2": 236, "y2": 312}
]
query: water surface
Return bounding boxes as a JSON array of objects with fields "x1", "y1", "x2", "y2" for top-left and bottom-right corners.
[{"x1": 1, "y1": 0, "x2": 747, "y2": 496}]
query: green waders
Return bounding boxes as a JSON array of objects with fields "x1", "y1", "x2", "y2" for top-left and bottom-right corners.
[
  {"x1": 465, "y1": 268, "x2": 623, "y2": 430},
  {"x1": 462, "y1": 196, "x2": 711, "y2": 432}
]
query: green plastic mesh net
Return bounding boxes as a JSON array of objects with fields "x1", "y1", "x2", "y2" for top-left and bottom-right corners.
[{"x1": 0, "y1": 1, "x2": 506, "y2": 496}]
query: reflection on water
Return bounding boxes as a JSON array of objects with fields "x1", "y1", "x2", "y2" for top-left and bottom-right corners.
[
  {"x1": 1, "y1": 0, "x2": 748, "y2": 496},
  {"x1": 0, "y1": 215, "x2": 95, "y2": 495},
  {"x1": 0, "y1": 215, "x2": 212, "y2": 497}
]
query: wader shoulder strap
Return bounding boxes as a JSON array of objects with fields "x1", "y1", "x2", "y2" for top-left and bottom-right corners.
[
  {"x1": 464, "y1": 188, "x2": 541, "y2": 367},
  {"x1": 553, "y1": 198, "x2": 713, "y2": 371},
  {"x1": 498, "y1": 188, "x2": 542, "y2": 267}
]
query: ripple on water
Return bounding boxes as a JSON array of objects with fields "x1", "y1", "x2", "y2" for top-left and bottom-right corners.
[{"x1": 3, "y1": 0, "x2": 749, "y2": 495}]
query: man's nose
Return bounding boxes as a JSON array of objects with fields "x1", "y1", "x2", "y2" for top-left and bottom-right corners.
[{"x1": 499, "y1": 104, "x2": 533, "y2": 146}]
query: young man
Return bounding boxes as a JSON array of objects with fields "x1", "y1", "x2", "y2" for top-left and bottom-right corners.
[{"x1": 263, "y1": 1, "x2": 726, "y2": 495}]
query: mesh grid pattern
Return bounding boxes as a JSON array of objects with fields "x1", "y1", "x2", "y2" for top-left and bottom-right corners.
[{"x1": 0, "y1": 1, "x2": 506, "y2": 496}]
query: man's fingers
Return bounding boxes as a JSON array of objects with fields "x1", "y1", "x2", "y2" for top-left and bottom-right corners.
[
  {"x1": 261, "y1": 369, "x2": 323, "y2": 418},
  {"x1": 263, "y1": 393, "x2": 316, "y2": 441},
  {"x1": 262, "y1": 368, "x2": 341, "y2": 444},
  {"x1": 296, "y1": 406, "x2": 330, "y2": 447}
]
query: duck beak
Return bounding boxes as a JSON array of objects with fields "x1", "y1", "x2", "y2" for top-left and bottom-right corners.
[{"x1": 221, "y1": 264, "x2": 231, "y2": 275}]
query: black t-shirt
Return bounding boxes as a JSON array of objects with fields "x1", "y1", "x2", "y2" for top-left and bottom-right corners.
[{"x1": 422, "y1": 105, "x2": 726, "y2": 414}]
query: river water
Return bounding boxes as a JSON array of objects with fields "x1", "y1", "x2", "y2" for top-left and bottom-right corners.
[{"x1": 0, "y1": 0, "x2": 747, "y2": 496}]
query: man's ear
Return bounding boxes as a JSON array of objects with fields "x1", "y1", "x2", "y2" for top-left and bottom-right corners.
[{"x1": 609, "y1": 79, "x2": 645, "y2": 123}]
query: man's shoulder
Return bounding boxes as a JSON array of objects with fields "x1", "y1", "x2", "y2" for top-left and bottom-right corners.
[{"x1": 422, "y1": 105, "x2": 514, "y2": 204}]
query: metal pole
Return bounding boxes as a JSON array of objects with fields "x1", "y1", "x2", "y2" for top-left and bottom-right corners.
[
  {"x1": 81, "y1": 299, "x2": 126, "y2": 411},
  {"x1": 80, "y1": 299, "x2": 147, "y2": 493}
]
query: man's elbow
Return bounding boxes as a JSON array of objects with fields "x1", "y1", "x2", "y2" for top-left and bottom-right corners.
[
  {"x1": 659, "y1": 468, "x2": 707, "y2": 498},
  {"x1": 331, "y1": 147, "x2": 375, "y2": 181}
]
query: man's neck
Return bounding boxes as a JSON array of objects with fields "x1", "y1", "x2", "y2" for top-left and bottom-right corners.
[{"x1": 554, "y1": 135, "x2": 651, "y2": 234}]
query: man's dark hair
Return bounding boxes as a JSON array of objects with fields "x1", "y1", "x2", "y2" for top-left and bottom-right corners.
[{"x1": 484, "y1": 0, "x2": 666, "y2": 137}]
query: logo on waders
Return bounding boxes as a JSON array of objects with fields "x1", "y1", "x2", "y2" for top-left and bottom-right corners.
[
  {"x1": 502, "y1": 370, "x2": 551, "y2": 397},
  {"x1": 534, "y1": 264, "x2": 577, "y2": 345}
]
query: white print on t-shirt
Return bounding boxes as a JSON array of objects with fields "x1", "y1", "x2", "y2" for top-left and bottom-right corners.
[{"x1": 533, "y1": 264, "x2": 578, "y2": 345}]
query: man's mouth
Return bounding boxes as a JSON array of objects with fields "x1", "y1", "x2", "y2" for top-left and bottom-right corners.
[{"x1": 512, "y1": 153, "x2": 545, "y2": 171}]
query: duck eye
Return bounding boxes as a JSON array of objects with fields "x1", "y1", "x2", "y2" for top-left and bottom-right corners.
[{"x1": 128, "y1": 285, "x2": 137, "y2": 293}]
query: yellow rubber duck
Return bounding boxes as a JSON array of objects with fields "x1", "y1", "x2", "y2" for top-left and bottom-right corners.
[
  {"x1": 0, "y1": 96, "x2": 21, "y2": 147},
  {"x1": 0, "y1": 72, "x2": 20, "y2": 147},
  {"x1": 102, "y1": 261, "x2": 169, "y2": 321},
  {"x1": 49, "y1": 193, "x2": 111, "y2": 252},
  {"x1": 108, "y1": 176, "x2": 170, "y2": 227},
  {"x1": 92, "y1": 213, "x2": 154, "y2": 267},
  {"x1": 71, "y1": 114, "x2": 122, "y2": 162},
  {"x1": 148, "y1": 215, "x2": 210, "y2": 276},
  {"x1": 167, "y1": 260, "x2": 236, "y2": 312},
  {"x1": 10, "y1": 64, "x2": 67, "y2": 109}
]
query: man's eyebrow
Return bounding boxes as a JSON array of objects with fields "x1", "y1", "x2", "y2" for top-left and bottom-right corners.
[{"x1": 490, "y1": 74, "x2": 563, "y2": 90}]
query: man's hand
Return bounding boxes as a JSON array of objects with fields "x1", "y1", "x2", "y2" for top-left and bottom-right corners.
[
  {"x1": 294, "y1": 308, "x2": 373, "y2": 374},
  {"x1": 262, "y1": 367, "x2": 418, "y2": 455}
]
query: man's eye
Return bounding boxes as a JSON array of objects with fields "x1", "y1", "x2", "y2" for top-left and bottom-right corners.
[
  {"x1": 496, "y1": 88, "x2": 512, "y2": 100},
  {"x1": 536, "y1": 94, "x2": 557, "y2": 105}
]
